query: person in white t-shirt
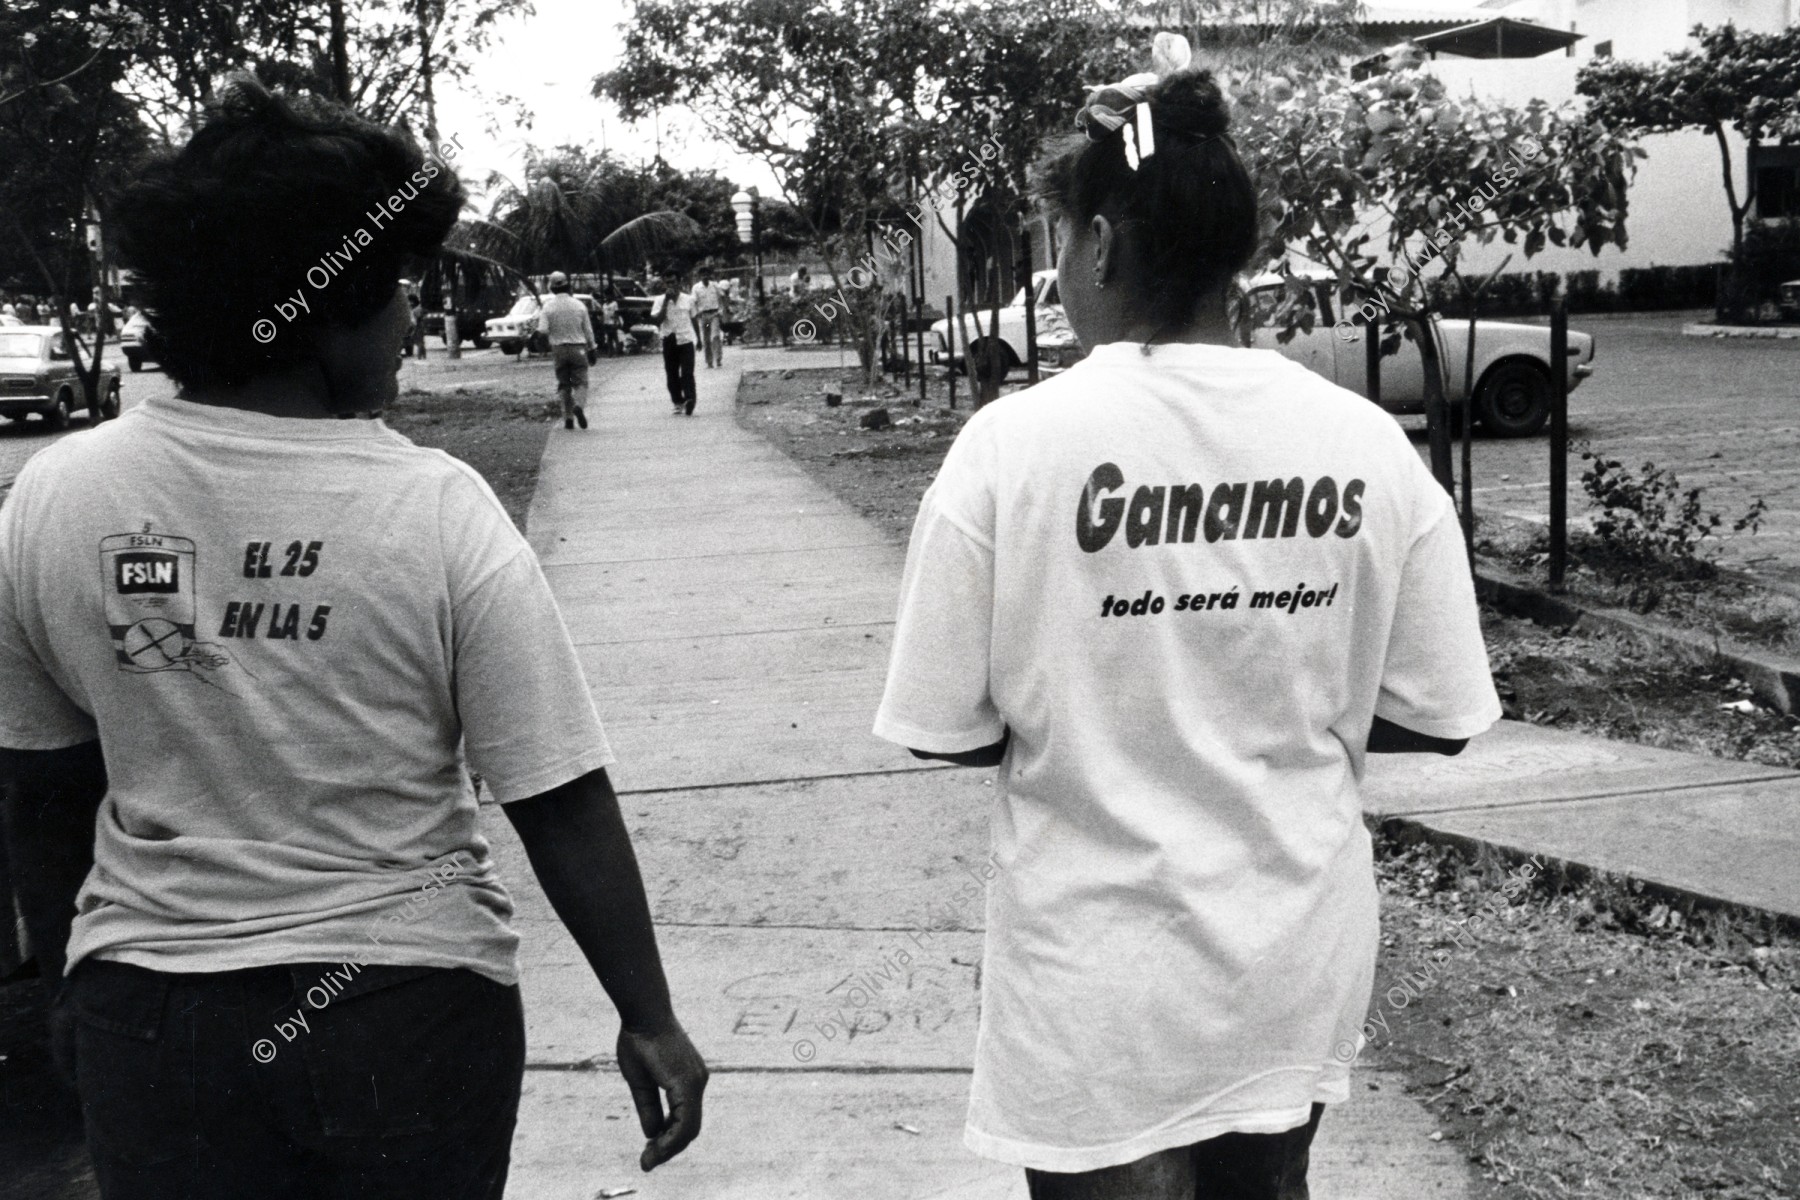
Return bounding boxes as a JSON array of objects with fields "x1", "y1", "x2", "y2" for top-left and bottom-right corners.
[
  {"x1": 874, "y1": 47, "x2": 1500, "y2": 1200},
  {"x1": 651, "y1": 272, "x2": 700, "y2": 414},
  {"x1": 0, "y1": 79, "x2": 706, "y2": 1200},
  {"x1": 692, "y1": 266, "x2": 724, "y2": 368}
]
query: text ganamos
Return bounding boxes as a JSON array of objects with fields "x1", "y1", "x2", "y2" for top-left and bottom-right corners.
[{"x1": 1077, "y1": 463, "x2": 1366, "y2": 553}]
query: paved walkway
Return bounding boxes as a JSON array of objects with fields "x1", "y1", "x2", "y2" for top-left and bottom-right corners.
[{"x1": 483, "y1": 345, "x2": 1800, "y2": 1199}]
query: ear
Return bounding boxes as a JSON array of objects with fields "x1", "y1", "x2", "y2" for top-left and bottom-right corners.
[{"x1": 1090, "y1": 215, "x2": 1120, "y2": 287}]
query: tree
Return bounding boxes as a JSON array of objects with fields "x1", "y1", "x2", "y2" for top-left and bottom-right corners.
[
  {"x1": 0, "y1": 1, "x2": 151, "y2": 412},
  {"x1": 1235, "y1": 65, "x2": 1635, "y2": 491},
  {"x1": 1578, "y1": 23, "x2": 1800, "y2": 323},
  {"x1": 598, "y1": 0, "x2": 956, "y2": 380},
  {"x1": 926, "y1": 0, "x2": 1130, "y2": 402},
  {"x1": 113, "y1": 0, "x2": 533, "y2": 139},
  {"x1": 472, "y1": 146, "x2": 727, "y2": 277}
]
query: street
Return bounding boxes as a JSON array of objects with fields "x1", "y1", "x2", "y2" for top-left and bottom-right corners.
[
  {"x1": 1405, "y1": 313, "x2": 1800, "y2": 583},
  {"x1": 12, "y1": 324, "x2": 1796, "y2": 581}
]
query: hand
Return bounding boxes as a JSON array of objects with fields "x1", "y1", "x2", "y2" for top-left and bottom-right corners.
[
  {"x1": 586, "y1": 348, "x2": 598, "y2": 366},
  {"x1": 616, "y1": 1022, "x2": 708, "y2": 1171}
]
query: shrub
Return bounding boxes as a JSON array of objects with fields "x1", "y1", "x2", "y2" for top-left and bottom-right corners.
[{"x1": 1578, "y1": 447, "x2": 1767, "y2": 580}]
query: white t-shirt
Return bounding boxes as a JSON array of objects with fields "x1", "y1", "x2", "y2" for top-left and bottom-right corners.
[
  {"x1": 0, "y1": 395, "x2": 615, "y2": 986},
  {"x1": 874, "y1": 341, "x2": 1500, "y2": 1173},
  {"x1": 692, "y1": 282, "x2": 722, "y2": 314},
  {"x1": 652, "y1": 291, "x2": 697, "y2": 345}
]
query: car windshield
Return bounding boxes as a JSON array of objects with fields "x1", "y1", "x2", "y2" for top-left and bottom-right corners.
[
  {"x1": 0, "y1": 332, "x2": 43, "y2": 357},
  {"x1": 506, "y1": 296, "x2": 541, "y2": 316},
  {"x1": 1248, "y1": 286, "x2": 1318, "y2": 327}
]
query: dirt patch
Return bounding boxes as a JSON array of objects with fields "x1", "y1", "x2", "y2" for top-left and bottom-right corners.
[
  {"x1": 736, "y1": 364, "x2": 1800, "y2": 1200},
  {"x1": 1368, "y1": 830, "x2": 1799, "y2": 1200},
  {"x1": 1477, "y1": 512, "x2": 1800, "y2": 659},
  {"x1": 382, "y1": 387, "x2": 553, "y2": 531},
  {"x1": 736, "y1": 367, "x2": 999, "y2": 542}
]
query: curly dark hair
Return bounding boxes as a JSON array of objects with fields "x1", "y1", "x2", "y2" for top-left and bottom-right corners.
[
  {"x1": 1037, "y1": 68, "x2": 1259, "y2": 338},
  {"x1": 110, "y1": 77, "x2": 465, "y2": 389}
]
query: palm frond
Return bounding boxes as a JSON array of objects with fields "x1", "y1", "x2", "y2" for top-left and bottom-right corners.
[{"x1": 599, "y1": 210, "x2": 705, "y2": 270}]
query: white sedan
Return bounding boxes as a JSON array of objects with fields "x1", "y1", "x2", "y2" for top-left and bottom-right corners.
[{"x1": 1238, "y1": 273, "x2": 1594, "y2": 437}]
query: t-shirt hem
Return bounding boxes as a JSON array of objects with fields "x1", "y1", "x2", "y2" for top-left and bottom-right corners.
[
  {"x1": 963, "y1": 1100, "x2": 1335, "y2": 1173},
  {"x1": 486, "y1": 746, "x2": 617, "y2": 804},
  {"x1": 1372, "y1": 700, "x2": 1503, "y2": 741},
  {"x1": 0, "y1": 724, "x2": 97, "y2": 751},
  {"x1": 89, "y1": 944, "x2": 520, "y2": 987},
  {"x1": 871, "y1": 713, "x2": 1006, "y2": 756}
]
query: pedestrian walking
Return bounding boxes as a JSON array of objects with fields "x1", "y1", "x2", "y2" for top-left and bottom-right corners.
[
  {"x1": 873, "y1": 42, "x2": 1499, "y2": 1200},
  {"x1": 694, "y1": 266, "x2": 724, "y2": 368},
  {"x1": 652, "y1": 272, "x2": 699, "y2": 415},
  {"x1": 404, "y1": 284, "x2": 428, "y2": 359},
  {"x1": 599, "y1": 294, "x2": 621, "y2": 356},
  {"x1": 540, "y1": 271, "x2": 597, "y2": 429},
  {"x1": 0, "y1": 78, "x2": 706, "y2": 1200}
]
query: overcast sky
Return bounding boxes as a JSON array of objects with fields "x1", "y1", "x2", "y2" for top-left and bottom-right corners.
[{"x1": 436, "y1": 0, "x2": 1494, "y2": 209}]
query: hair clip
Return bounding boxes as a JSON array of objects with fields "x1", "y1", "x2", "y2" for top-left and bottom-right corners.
[{"x1": 1076, "y1": 32, "x2": 1192, "y2": 171}]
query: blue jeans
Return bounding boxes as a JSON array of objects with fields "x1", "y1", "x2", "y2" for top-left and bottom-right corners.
[{"x1": 63, "y1": 958, "x2": 524, "y2": 1200}]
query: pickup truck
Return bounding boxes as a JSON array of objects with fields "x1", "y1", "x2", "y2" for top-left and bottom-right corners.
[
  {"x1": 0, "y1": 327, "x2": 122, "y2": 427},
  {"x1": 1239, "y1": 273, "x2": 1594, "y2": 437}
]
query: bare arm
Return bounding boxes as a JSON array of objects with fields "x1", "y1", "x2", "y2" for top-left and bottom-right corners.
[
  {"x1": 503, "y1": 767, "x2": 706, "y2": 1170},
  {"x1": 1367, "y1": 715, "x2": 1467, "y2": 756},
  {"x1": 0, "y1": 740, "x2": 106, "y2": 987}
]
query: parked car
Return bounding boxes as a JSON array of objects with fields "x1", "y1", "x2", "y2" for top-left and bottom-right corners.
[
  {"x1": 485, "y1": 293, "x2": 616, "y2": 356},
  {"x1": 0, "y1": 326, "x2": 122, "y2": 427},
  {"x1": 484, "y1": 294, "x2": 543, "y2": 356},
  {"x1": 1779, "y1": 279, "x2": 1799, "y2": 322},
  {"x1": 120, "y1": 310, "x2": 163, "y2": 371},
  {"x1": 1237, "y1": 272, "x2": 1594, "y2": 437},
  {"x1": 928, "y1": 269, "x2": 1080, "y2": 380}
]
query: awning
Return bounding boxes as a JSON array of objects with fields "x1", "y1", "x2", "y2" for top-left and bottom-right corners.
[{"x1": 1411, "y1": 16, "x2": 1583, "y2": 59}]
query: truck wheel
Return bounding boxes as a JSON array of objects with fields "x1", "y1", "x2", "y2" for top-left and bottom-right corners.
[
  {"x1": 499, "y1": 340, "x2": 521, "y2": 356},
  {"x1": 45, "y1": 390, "x2": 72, "y2": 430},
  {"x1": 100, "y1": 378, "x2": 121, "y2": 420},
  {"x1": 969, "y1": 338, "x2": 1018, "y2": 383},
  {"x1": 1475, "y1": 359, "x2": 1551, "y2": 438}
]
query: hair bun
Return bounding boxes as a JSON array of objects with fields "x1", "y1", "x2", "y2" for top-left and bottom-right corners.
[{"x1": 1149, "y1": 69, "x2": 1232, "y2": 140}]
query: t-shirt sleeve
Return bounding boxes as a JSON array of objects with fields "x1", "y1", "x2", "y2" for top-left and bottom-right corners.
[
  {"x1": 1374, "y1": 499, "x2": 1503, "y2": 740},
  {"x1": 0, "y1": 469, "x2": 98, "y2": 750},
  {"x1": 873, "y1": 417, "x2": 1005, "y2": 753},
  {"x1": 453, "y1": 547, "x2": 615, "y2": 801},
  {"x1": 439, "y1": 468, "x2": 613, "y2": 802}
]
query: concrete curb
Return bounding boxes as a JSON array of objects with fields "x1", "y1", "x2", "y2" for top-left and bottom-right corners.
[
  {"x1": 1475, "y1": 566, "x2": 1800, "y2": 715},
  {"x1": 1680, "y1": 321, "x2": 1800, "y2": 339},
  {"x1": 1374, "y1": 815, "x2": 1800, "y2": 937}
]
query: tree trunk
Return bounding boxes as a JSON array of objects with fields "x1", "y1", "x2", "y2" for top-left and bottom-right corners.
[
  {"x1": 328, "y1": 0, "x2": 352, "y2": 105},
  {"x1": 416, "y1": 0, "x2": 439, "y2": 145},
  {"x1": 1409, "y1": 314, "x2": 1455, "y2": 494},
  {"x1": 1021, "y1": 225, "x2": 1038, "y2": 385},
  {"x1": 978, "y1": 252, "x2": 1002, "y2": 407}
]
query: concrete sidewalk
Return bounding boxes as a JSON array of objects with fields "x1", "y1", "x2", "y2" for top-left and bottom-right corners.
[{"x1": 484, "y1": 345, "x2": 1797, "y2": 1199}]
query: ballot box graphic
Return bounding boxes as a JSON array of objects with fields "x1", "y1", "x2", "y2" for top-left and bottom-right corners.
[{"x1": 102, "y1": 533, "x2": 198, "y2": 671}]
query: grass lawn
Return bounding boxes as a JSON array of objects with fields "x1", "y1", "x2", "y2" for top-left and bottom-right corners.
[{"x1": 736, "y1": 366, "x2": 1800, "y2": 1200}]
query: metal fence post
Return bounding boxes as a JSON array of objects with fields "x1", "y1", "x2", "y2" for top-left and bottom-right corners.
[
  {"x1": 1364, "y1": 317, "x2": 1380, "y2": 406},
  {"x1": 1549, "y1": 299, "x2": 1569, "y2": 589},
  {"x1": 945, "y1": 294, "x2": 958, "y2": 411}
]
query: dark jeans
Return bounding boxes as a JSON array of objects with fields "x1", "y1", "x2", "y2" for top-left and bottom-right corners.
[
  {"x1": 63, "y1": 958, "x2": 525, "y2": 1200},
  {"x1": 662, "y1": 335, "x2": 696, "y2": 408},
  {"x1": 1025, "y1": 1105, "x2": 1325, "y2": 1200}
]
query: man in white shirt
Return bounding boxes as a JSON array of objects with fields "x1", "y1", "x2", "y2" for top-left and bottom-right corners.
[
  {"x1": 651, "y1": 273, "x2": 699, "y2": 415},
  {"x1": 539, "y1": 271, "x2": 597, "y2": 430},
  {"x1": 693, "y1": 267, "x2": 724, "y2": 369}
]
